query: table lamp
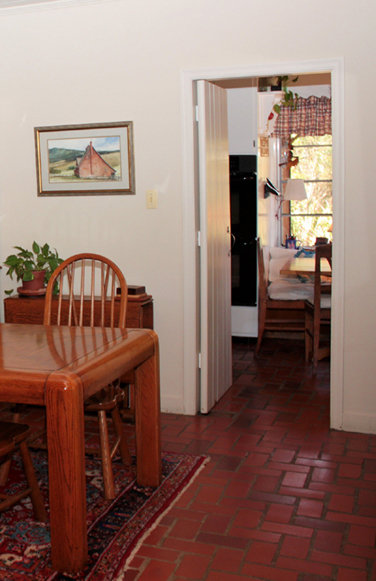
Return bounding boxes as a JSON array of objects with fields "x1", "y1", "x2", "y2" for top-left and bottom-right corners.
[
  {"x1": 284, "y1": 178, "x2": 307, "y2": 201},
  {"x1": 276, "y1": 178, "x2": 307, "y2": 218}
]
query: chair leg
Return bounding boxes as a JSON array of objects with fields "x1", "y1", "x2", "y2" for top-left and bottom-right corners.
[
  {"x1": 18, "y1": 440, "x2": 48, "y2": 522},
  {"x1": 111, "y1": 407, "x2": 132, "y2": 466},
  {"x1": 0, "y1": 457, "x2": 11, "y2": 487},
  {"x1": 255, "y1": 335, "x2": 263, "y2": 357},
  {"x1": 312, "y1": 320, "x2": 321, "y2": 375},
  {"x1": 12, "y1": 409, "x2": 21, "y2": 423},
  {"x1": 0, "y1": 406, "x2": 23, "y2": 486},
  {"x1": 305, "y1": 312, "x2": 312, "y2": 362},
  {"x1": 255, "y1": 303, "x2": 266, "y2": 356},
  {"x1": 120, "y1": 380, "x2": 136, "y2": 423},
  {"x1": 97, "y1": 411, "x2": 115, "y2": 500}
]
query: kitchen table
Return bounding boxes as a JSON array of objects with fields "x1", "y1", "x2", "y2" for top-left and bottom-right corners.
[
  {"x1": 0, "y1": 323, "x2": 161, "y2": 574},
  {"x1": 280, "y1": 256, "x2": 332, "y2": 276}
]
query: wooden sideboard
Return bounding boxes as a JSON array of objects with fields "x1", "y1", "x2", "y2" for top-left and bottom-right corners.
[{"x1": 3, "y1": 285, "x2": 153, "y2": 329}]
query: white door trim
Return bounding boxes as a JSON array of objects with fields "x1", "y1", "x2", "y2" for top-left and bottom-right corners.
[{"x1": 180, "y1": 59, "x2": 345, "y2": 428}]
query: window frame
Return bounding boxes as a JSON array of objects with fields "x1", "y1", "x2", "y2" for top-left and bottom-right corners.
[{"x1": 280, "y1": 135, "x2": 332, "y2": 246}]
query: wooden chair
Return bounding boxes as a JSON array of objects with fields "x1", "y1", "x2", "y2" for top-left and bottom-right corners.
[
  {"x1": 304, "y1": 244, "x2": 332, "y2": 373},
  {"x1": 0, "y1": 420, "x2": 47, "y2": 521},
  {"x1": 43, "y1": 253, "x2": 132, "y2": 500},
  {"x1": 255, "y1": 238, "x2": 306, "y2": 355}
]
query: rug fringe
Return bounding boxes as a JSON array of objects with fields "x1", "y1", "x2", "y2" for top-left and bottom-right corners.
[{"x1": 117, "y1": 455, "x2": 210, "y2": 580}]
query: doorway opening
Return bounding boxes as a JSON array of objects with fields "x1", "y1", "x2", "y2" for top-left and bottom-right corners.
[
  {"x1": 181, "y1": 59, "x2": 344, "y2": 429},
  {"x1": 218, "y1": 73, "x2": 332, "y2": 340}
]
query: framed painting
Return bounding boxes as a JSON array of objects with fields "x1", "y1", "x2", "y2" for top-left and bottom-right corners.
[{"x1": 34, "y1": 121, "x2": 135, "y2": 196}]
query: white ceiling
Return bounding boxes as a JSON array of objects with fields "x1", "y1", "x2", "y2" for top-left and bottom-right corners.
[
  {"x1": 0, "y1": 0, "x2": 61, "y2": 7},
  {"x1": 0, "y1": 0, "x2": 106, "y2": 11}
]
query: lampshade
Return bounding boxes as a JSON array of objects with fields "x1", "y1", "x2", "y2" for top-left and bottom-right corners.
[{"x1": 284, "y1": 179, "x2": 307, "y2": 201}]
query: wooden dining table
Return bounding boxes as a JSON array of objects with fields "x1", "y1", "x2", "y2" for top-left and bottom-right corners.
[
  {"x1": 280, "y1": 256, "x2": 332, "y2": 276},
  {"x1": 0, "y1": 323, "x2": 162, "y2": 574}
]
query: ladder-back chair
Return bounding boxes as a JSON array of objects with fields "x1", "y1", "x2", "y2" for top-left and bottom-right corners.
[{"x1": 43, "y1": 253, "x2": 131, "y2": 500}]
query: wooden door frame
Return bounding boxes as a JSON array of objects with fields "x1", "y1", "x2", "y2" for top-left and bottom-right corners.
[{"x1": 180, "y1": 58, "x2": 345, "y2": 429}]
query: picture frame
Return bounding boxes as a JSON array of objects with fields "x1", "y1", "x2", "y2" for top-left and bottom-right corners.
[{"x1": 34, "y1": 121, "x2": 135, "y2": 196}]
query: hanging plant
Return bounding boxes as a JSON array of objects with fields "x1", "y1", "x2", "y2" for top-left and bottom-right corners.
[{"x1": 273, "y1": 75, "x2": 299, "y2": 114}]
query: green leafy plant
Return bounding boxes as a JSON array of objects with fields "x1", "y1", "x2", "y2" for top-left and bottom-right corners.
[
  {"x1": 3, "y1": 242, "x2": 63, "y2": 295},
  {"x1": 273, "y1": 75, "x2": 299, "y2": 114}
]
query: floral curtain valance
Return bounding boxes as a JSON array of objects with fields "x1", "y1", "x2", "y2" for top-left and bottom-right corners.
[{"x1": 272, "y1": 95, "x2": 332, "y2": 138}]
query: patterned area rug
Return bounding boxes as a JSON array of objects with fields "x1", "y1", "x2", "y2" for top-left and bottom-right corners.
[{"x1": 0, "y1": 449, "x2": 207, "y2": 580}]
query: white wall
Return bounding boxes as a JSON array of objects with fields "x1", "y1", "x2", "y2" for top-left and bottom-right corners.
[{"x1": 0, "y1": 0, "x2": 376, "y2": 430}]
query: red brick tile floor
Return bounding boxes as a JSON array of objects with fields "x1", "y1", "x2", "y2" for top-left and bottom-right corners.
[{"x1": 2, "y1": 337, "x2": 376, "y2": 580}]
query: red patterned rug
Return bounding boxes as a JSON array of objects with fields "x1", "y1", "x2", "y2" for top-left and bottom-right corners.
[{"x1": 0, "y1": 449, "x2": 207, "y2": 580}]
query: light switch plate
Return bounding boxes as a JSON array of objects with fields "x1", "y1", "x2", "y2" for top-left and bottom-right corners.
[{"x1": 146, "y1": 190, "x2": 158, "y2": 209}]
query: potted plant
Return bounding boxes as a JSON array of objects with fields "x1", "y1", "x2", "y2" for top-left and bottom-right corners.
[
  {"x1": 273, "y1": 75, "x2": 299, "y2": 114},
  {"x1": 3, "y1": 242, "x2": 64, "y2": 296}
]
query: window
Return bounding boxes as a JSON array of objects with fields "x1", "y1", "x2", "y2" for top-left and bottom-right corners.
[{"x1": 281, "y1": 135, "x2": 332, "y2": 246}]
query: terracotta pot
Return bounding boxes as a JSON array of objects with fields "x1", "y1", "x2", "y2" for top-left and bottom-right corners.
[{"x1": 22, "y1": 270, "x2": 46, "y2": 291}]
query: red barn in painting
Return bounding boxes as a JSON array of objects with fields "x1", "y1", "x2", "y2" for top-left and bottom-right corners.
[{"x1": 75, "y1": 142, "x2": 116, "y2": 179}]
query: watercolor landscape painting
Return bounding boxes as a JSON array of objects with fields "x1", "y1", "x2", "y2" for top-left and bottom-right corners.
[
  {"x1": 35, "y1": 122, "x2": 135, "y2": 196},
  {"x1": 48, "y1": 136, "x2": 122, "y2": 183}
]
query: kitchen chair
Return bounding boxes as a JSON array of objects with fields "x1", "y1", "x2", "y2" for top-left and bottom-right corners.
[
  {"x1": 255, "y1": 238, "x2": 308, "y2": 355},
  {"x1": 304, "y1": 244, "x2": 332, "y2": 373},
  {"x1": 43, "y1": 253, "x2": 132, "y2": 500},
  {"x1": 0, "y1": 420, "x2": 47, "y2": 521}
]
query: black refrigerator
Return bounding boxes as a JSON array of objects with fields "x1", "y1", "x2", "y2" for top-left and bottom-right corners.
[{"x1": 230, "y1": 155, "x2": 258, "y2": 307}]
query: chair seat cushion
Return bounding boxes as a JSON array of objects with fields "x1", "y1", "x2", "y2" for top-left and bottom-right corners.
[
  {"x1": 306, "y1": 295, "x2": 332, "y2": 309},
  {"x1": 268, "y1": 279, "x2": 314, "y2": 301}
]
